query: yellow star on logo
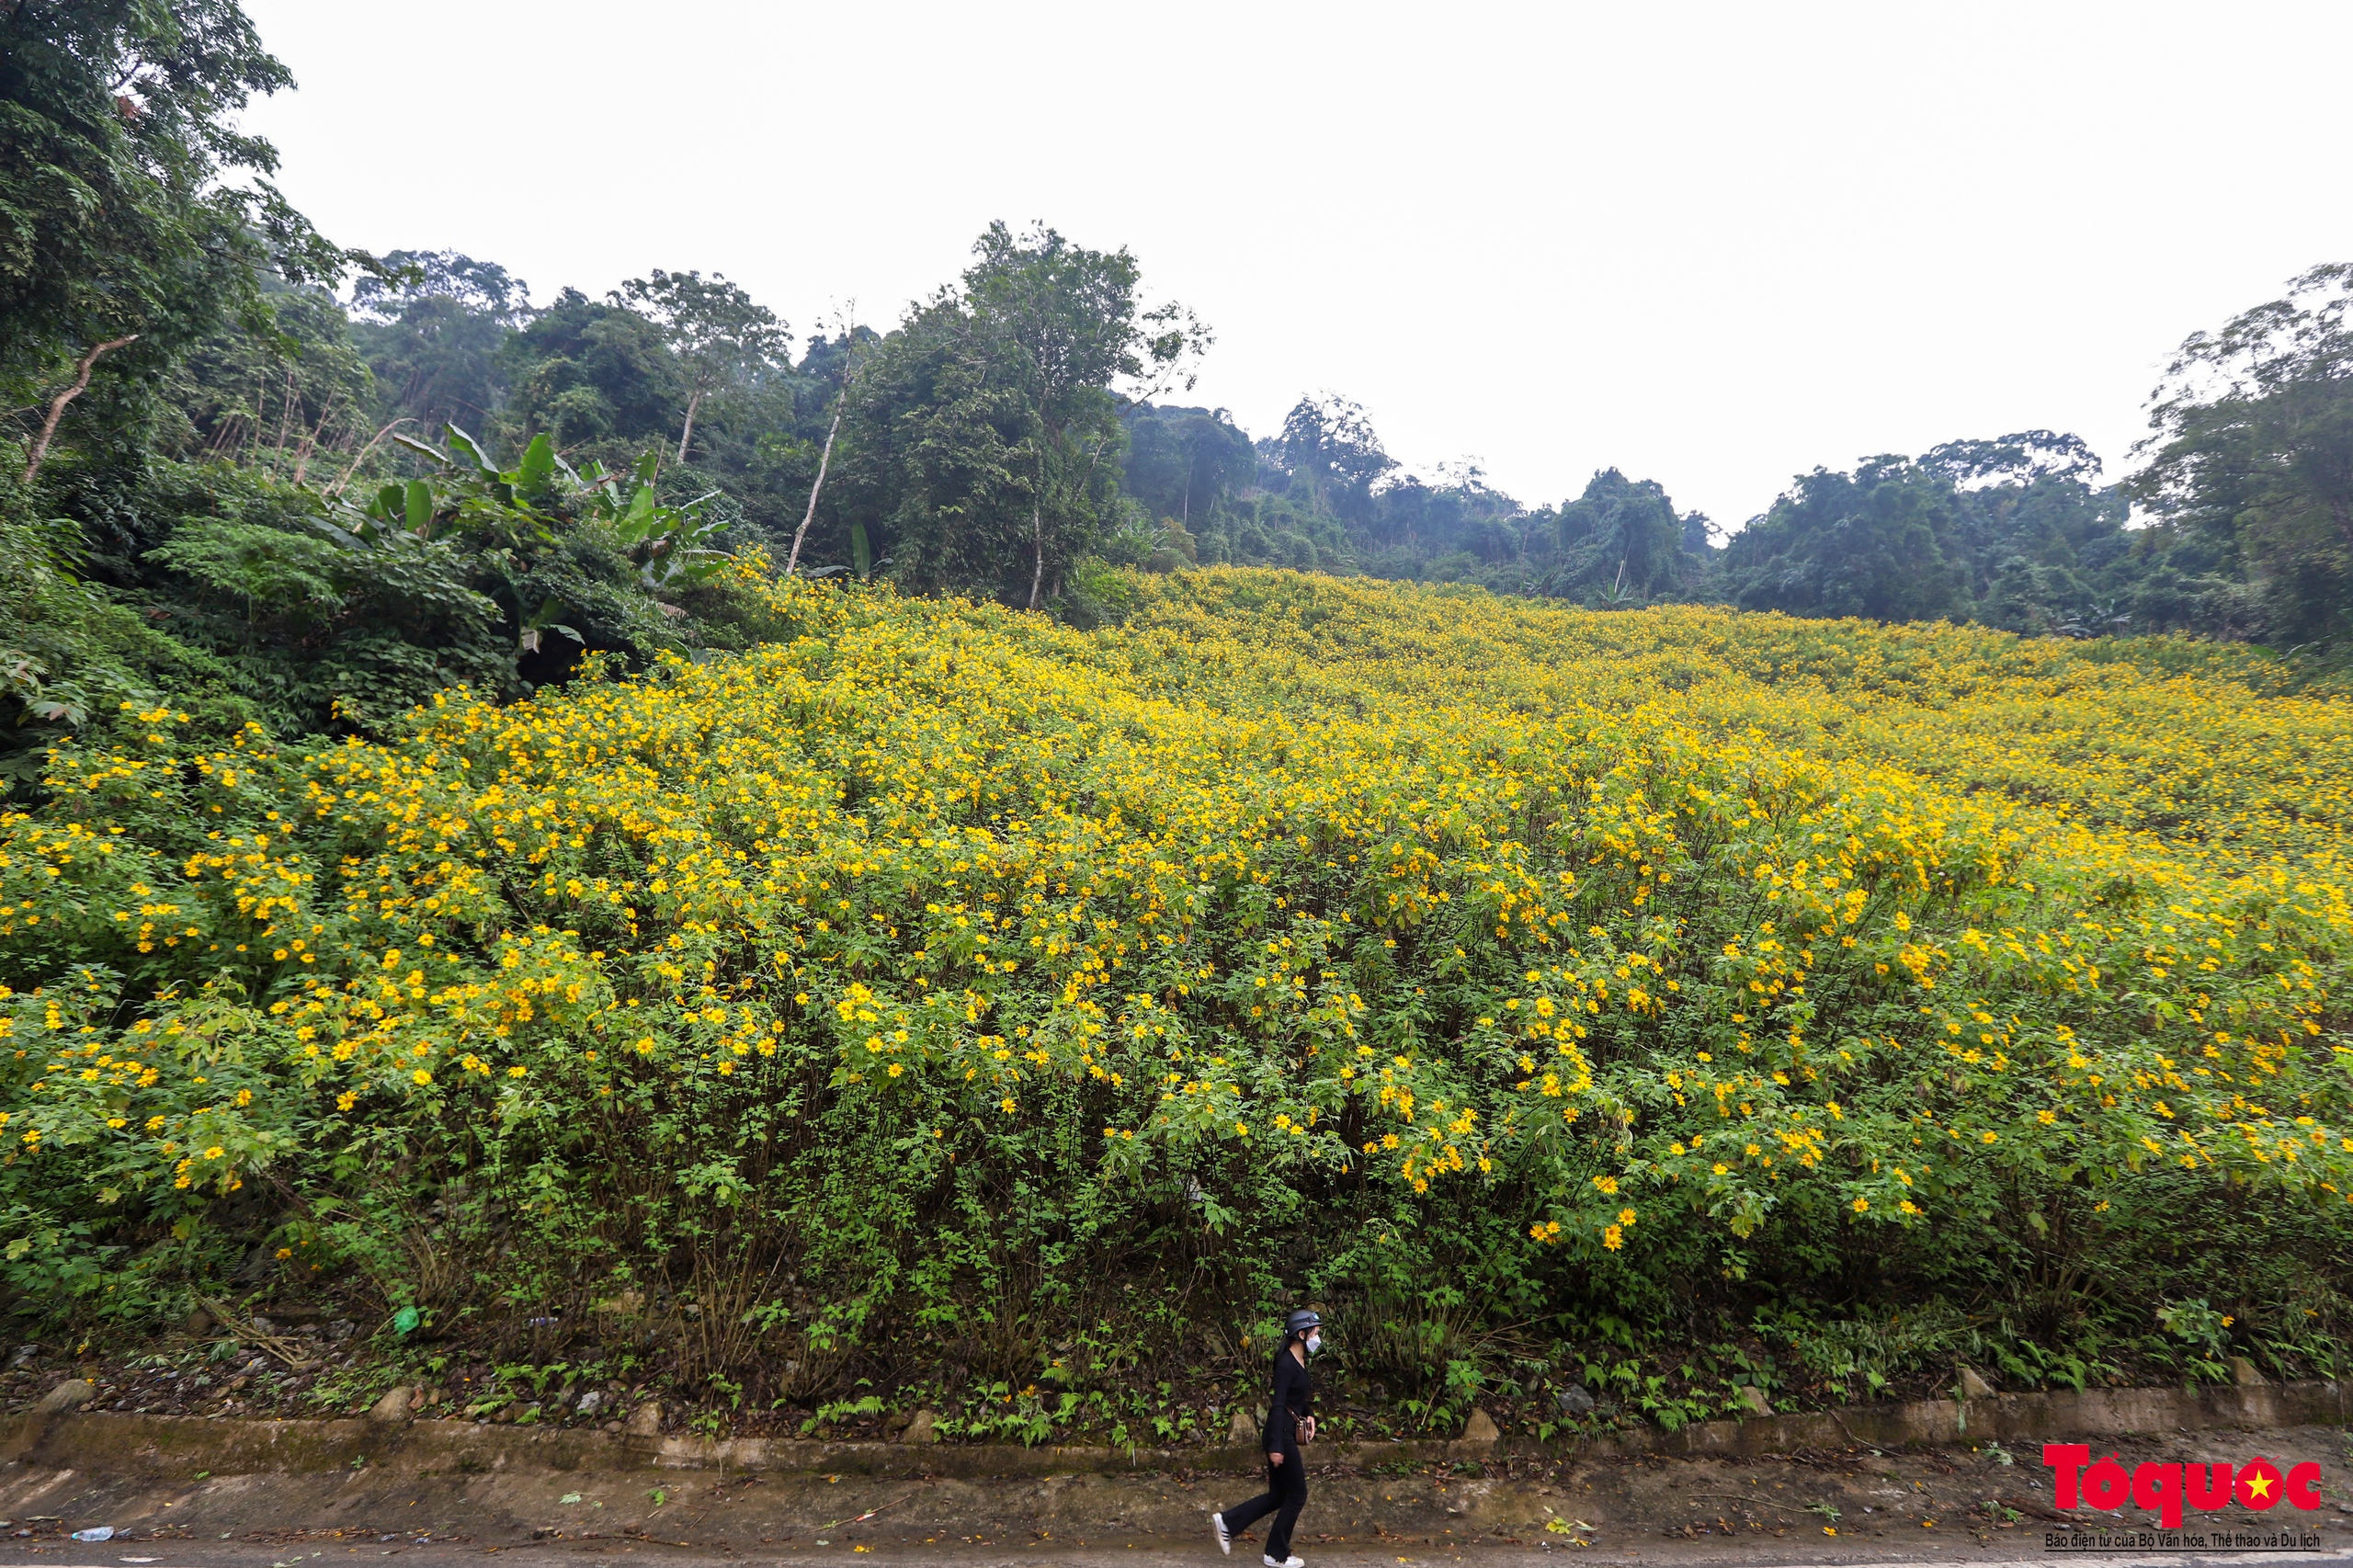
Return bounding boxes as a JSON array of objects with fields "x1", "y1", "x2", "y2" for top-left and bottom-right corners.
[{"x1": 2245, "y1": 1471, "x2": 2275, "y2": 1503}]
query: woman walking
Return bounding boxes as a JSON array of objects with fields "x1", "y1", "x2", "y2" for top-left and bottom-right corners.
[{"x1": 1212, "y1": 1309, "x2": 1322, "y2": 1568}]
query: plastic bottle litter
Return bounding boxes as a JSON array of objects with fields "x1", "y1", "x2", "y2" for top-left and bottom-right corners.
[{"x1": 70, "y1": 1527, "x2": 114, "y2": 1542}]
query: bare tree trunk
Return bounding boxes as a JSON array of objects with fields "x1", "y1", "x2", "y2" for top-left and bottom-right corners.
[
  {"x1": 676, "y1": 387, "x2": 703, "y2": 466},
  {"x1": 1028, "y1": 447, "x2": 1048, "y2": 610},
  {"x1": 21, "y1": 335, "x2": 138, "y2": 484},
  {"x1": 291, "y1": 393, "x2": 339, "y2": 486},
  {"x1": 271, "y1": 366, "x2": 298, "y2": 470},
  {"x1": 1028, "y1": 496, "x2": 1046, "y2": 609},
  {"x1": 329, "y1": 417, "x2": 413, "y2": 495},
  {"x1": 787, "y1": 328, "x2": 863, "y2": 576},
  {"x1": 240, "y1": 379, "x2": 263, "y2": 466},
  {"x1": 784, "y1": 399, "x2": 845, "y2": 577}
]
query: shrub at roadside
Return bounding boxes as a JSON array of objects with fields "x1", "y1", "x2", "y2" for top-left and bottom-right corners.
[{"x1": 2, "y1": 568, "x2": 2347, "y2": 1435}]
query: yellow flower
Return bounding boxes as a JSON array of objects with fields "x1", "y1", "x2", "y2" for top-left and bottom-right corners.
[{"x1": 5, "y1": 562, "x2": 2347, "y2": 1315}]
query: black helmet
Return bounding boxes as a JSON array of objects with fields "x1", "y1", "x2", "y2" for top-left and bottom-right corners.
[{"x1": 1285, "y1": 1309, "x2": 1324, "y2": 1338}]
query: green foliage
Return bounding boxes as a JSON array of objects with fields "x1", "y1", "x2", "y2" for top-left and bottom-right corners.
[
  {"x1": 1715, "y1": 433, "x2": 2160, "y2": 635},
  {"x1": 1551, "y1": 469, "x2": 1702, "y2": 604},
  {"x1": 349, "y1": 251, "x2": 532, "y2": 442},
  {"x1": 1120, "y1": 405, "x2": 1254, "y2": 532},
  {"x1": 0, "y1": 0, "x2": 369, "y2": 425},
  {"x1": 1720, "y1": 456, "x2": 1978, "y2": 622},
  {"x1": 3, "y1": 573, "x2": 2347, "y2": 1429},
  {"x1": 0, "y1": 426, "x2": 775, "y2": 782},
  {"x1": 613, "y1": 270, "x2": 788, "y2": 464},
  {"x1": 499, "y1": 290, "x2": 688, "y2": 460},
  {"x1": 829, "y1": 222, "x2": 1205, "y2": 608},
  {"x1": 0, "y1": 501, "x2": 249, "y2": 784},
  {"x1": 161, "y1": 282, "x2": 375, "y2": 477},
  {"x1": 2133, "y1": 264, "x2": 2353, "y2": 650}
]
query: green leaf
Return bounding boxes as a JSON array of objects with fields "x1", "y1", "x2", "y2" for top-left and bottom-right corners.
[
  {"x1": 623, "y1": 485, "x2": 656, "y2": 531},
  {"x1": 404, "y1": 480, "x2": 433, "y2": 536},
  {"x1": 444, "y1": 426, "x2": 496, "y2": 474},
  {"x1": 517, "y1": 433, "x2": 555, "y2": 494}
]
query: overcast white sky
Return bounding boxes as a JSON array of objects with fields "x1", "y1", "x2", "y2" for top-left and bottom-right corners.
[{"x1": 238, "y1": 1, "x2": 2353, "y2": 528}]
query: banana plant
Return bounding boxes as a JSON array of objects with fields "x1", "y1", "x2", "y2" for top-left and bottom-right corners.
[
  {"x1": 315, "y1": 427, "x2": 567, "y2": 550},
  {"x1": 579, "y1": 451, "x2": 731, "y2": 589},
  {"x1": 1593, "y1": 558, "x2": 1639, "y2": 609}
]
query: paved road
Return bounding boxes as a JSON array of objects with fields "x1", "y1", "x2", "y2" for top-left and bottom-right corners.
[{"x1": 6, "y1": 1534, "x2": 2350, "y2": 1568}]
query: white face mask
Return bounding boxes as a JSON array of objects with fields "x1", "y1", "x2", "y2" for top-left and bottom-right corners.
[{"x1": 1305, "y1": 1332, "x2": 1323, "y2": 1355}]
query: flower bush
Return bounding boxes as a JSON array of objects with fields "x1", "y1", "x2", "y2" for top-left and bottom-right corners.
[{"x1": 3, "y1": 563, "x2": 2347, "y2": 1405}]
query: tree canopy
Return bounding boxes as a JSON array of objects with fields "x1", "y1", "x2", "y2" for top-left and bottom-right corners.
[
  {"x1": 824, "y1": 222, "x2": 1204, "y2": 605},
  {"x1": 2132, "y1": 264, "x2": 2353, "y2": 648},
  {"x1": 1, "y1": 0, "x2": 367, "y2": 451}
]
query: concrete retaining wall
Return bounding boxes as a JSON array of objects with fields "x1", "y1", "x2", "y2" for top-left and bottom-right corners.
[{"x1": 4, "y1": 1379, "x2": 2347, "y2": 1483}]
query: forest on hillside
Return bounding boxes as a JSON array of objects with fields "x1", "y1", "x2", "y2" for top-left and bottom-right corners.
[{"x1": 9, "y1": 6, "x2": 2353, "y2": 793}]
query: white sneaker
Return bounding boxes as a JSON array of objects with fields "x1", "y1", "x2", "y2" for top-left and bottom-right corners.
[
  {"x1": 1211, "y1": 1515, "x2": 1231, "y2": 1556},
  {"x1": 1263, "y1": 1556, "x2": 1304, "y2": 1568}
]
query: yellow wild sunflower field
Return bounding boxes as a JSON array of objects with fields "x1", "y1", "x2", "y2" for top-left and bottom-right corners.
[{"x1": 3, "y1": 562, "x2": 2348, "y2": 1404}]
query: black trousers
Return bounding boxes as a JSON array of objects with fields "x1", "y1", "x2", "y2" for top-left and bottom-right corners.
[{"x1": 1222, "y1": 1437, "x2": 1307, "y2": 1560}]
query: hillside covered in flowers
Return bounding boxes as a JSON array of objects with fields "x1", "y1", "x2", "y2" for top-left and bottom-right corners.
[{"x1": 4, "y1": 564, "x2": 2348, "y2": 1437}]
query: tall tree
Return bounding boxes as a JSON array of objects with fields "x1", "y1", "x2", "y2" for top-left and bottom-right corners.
[
  {"x1": 959, "y1": 223, "x2": 1205, "y2": 607},
  {"x1": 165, "y1": 278, "x2": 373, "y2": 481},
  {"x1": 1120, "y1": 404, "x2": 1254, "y2": 528},
  {"x1": 499, "y1": 288, "x2": 685, "y2": 459},
  {"x1": 614, "y1": 269, "x2": 787, "y2": 466},
  {"x1": 784, "y1": 317, "x2": 865, "y2": 577},
  {"x1": 349, "y1": 250, "x2": 533, "y2": 442},
  {"x1": 1277, "y1": 393, "x2": 1396, "y2": 526},
  {"x1": 1552, "y1": 468, "x2": 1694, "y2": 602},
  {"x1": 2132, "y1": 263, "x2": 2353, "y2": 647},
  {"x1": 1720, "y1": 458, "x2": 1975, "y2": 623},
  {"x1": 836, "y1": 223, "x2": 1205, "y2": 606},
  {"x1": 1, "y1": 0, "x2": 367, "y2": 477}
]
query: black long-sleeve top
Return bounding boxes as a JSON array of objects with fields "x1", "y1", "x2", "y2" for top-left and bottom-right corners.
[{"x1": 1266, "y1": 1345, "x2": 1313, "y2": 1449}]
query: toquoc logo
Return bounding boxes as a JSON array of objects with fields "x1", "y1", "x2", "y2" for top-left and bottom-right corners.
[{"x1": 2042, "y1": 1445, "x2": 2324, "y2": 1529}]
